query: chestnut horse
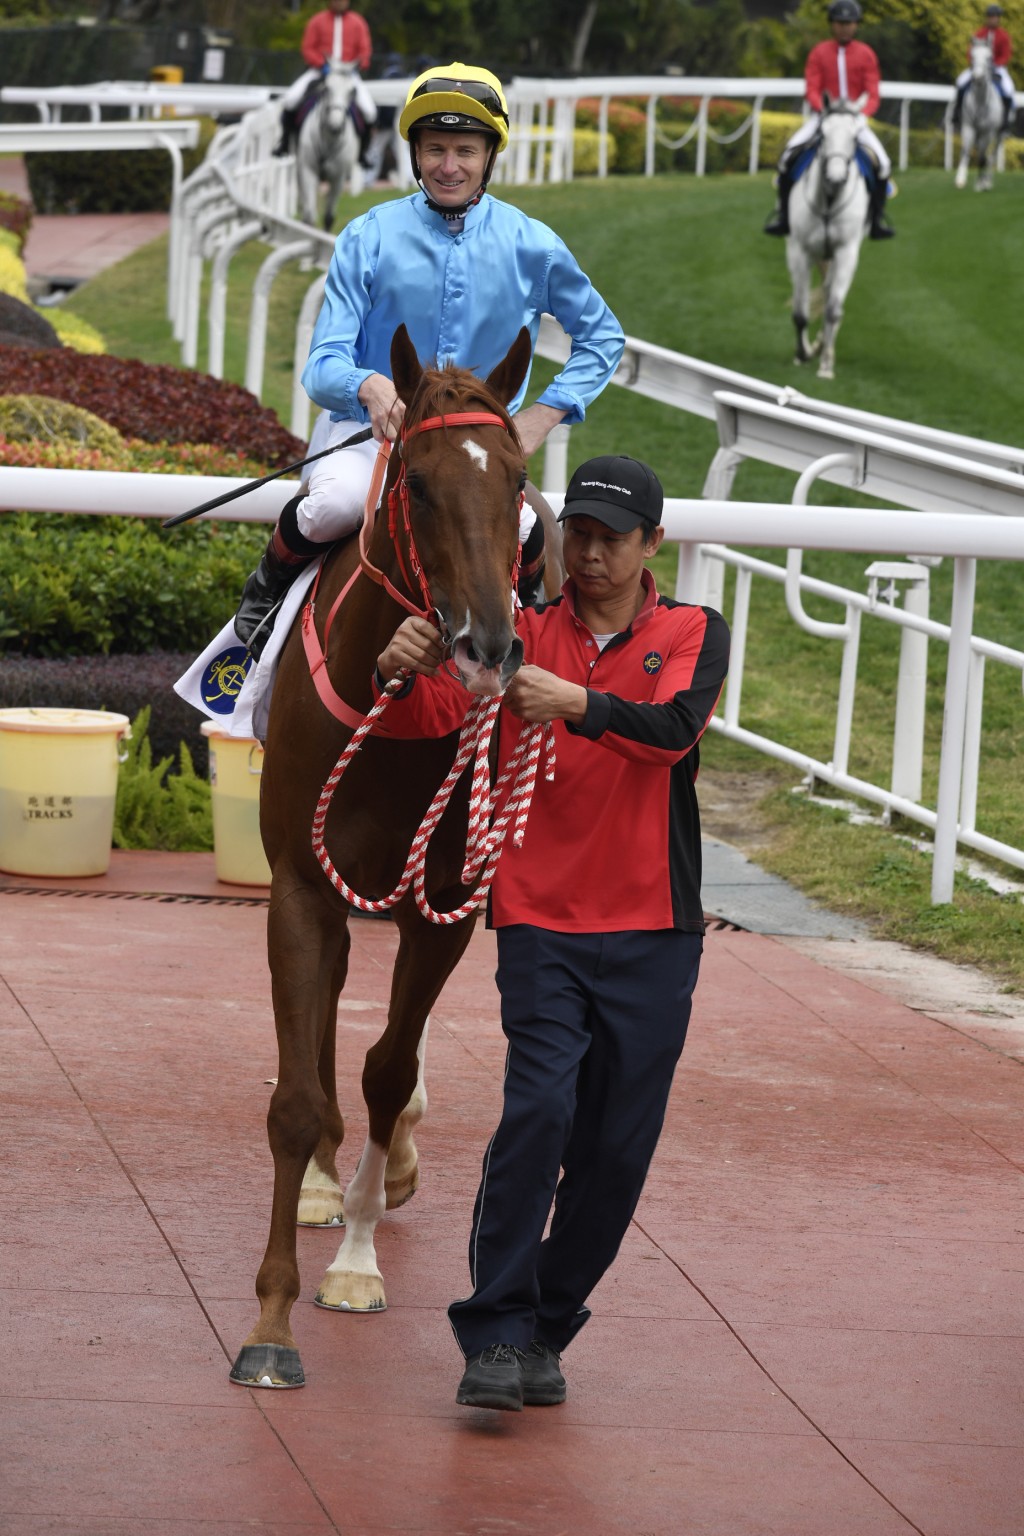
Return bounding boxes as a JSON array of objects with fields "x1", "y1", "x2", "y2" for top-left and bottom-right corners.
[{"x1": 230, "y1": 323, "x2": 540, "y2": 1390}]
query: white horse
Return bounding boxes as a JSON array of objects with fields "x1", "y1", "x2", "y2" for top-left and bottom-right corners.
[
  {"x1": 955, "y1": 41, "x2": 1003, "y2": 192},
  {"x1": 295, "y1": 60, "x2": 359, "y2": 231},
  {"x1": 786, "y1": 95, "x2": 871, "y2": 381}
]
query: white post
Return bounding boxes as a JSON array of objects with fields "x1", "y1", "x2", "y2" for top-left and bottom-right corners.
[
  {"x1": 246, "y1": 240, "x2": 315, "y2": 400},
  {"x1": 541, "y1": 423, "x2": 571, "y2": 496},
  {"x1": 675, "y1": 541, "x2": 705, "y2": 602},
  {"x1": 292, "y1": 273, "x2": 327, "y2": 441},
  {"x1": 598, "y1": 96, "x2": 609, "y2": 178},
  {"x1": 891, "y1": 569, "x2": 930, "y2": 805},
  {"x1": 832, "y1": 606, "x2": 862, "y2": 779},
  {"x1": 958, "y1": 650, "x2": 986, "y2": 836},
  {"x1": 696, "y1": 96, "x2": 709, "y2": 177},
  {"x1": 723, "y1": 567, "x2": 751, "y2": 731},
  {"x1": 208, "y1": 219, "x2": 263, "y2": 379},
  {"x1": 749, "y1": 95, "x2": 763, "y2": 175},
  {"x1": 898, "y1": 98, "x2": 910, "y2": 172},
  {"x1": 931, "y1": 555, "x2": 977, "y2": 903},
  {"x1": 645, "y1": 97, "x2": 656, "y2": 177}
]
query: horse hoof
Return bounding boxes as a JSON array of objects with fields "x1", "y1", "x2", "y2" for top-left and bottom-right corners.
[
  {"x1": 384, "y1": 1166, "x2": 419, "y2": 1210},
  {"x1": 818, "y1": 366, "x2": 835, "y2": 381},
  {"x1": 229, "y1": 1343, "x2": 305, "y2": 1389},
  {"x1": 297, "y1": 1188, "x2": 345, "y2": 1227},
  {"x1": 315, "y1": 1270, "x2": 387, "y2": 1312}
]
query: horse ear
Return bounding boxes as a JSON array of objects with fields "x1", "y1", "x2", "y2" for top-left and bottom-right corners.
[
  {"x1": 484, "y1": 327, "x2": 532, "y2": 408},
  {"x1": 390, "y1": 324, "x2": 423, "y2": 405}
]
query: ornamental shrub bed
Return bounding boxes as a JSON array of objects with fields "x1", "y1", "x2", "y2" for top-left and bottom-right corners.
[
  {"x1": 0, "y1": 512, "x2": 267, "y2": 659},
  {"x1": 0, "y1": 189, "x2": 32, "y2": 252},
  {"x1": 0, "y1": 349, "x2": 306, "y2": 468}
]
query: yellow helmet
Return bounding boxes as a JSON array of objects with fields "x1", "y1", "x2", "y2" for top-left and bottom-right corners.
[{"x1": 399, "y1": 63, "x2": 510, "y2": 153}]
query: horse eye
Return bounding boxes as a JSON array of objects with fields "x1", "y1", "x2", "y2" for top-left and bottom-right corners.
[
  {"x1": 406, "y1": 473, "x2": 429, "y2": 503},
  {"x1": 517, "y1": 472, "x2": 527, "y2": 492}
]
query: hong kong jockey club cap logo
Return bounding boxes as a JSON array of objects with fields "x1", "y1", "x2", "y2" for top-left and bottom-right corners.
[
  {"x1": 643, "y1": 651, "x2": 663, "y2": 674},
  {"x1": 202, "y1": 646, "x2": 252, "y2": 715}
]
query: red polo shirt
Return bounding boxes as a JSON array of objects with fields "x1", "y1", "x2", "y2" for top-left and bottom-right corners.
[{"x1": 372, "y1": 573, "x2": 730, "y2": 934}]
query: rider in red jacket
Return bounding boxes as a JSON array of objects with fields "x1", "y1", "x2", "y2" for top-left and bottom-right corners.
[
  {"x1": 764, "y1": 0, "x2": 895, "y2": 240},
  {"x1": 954, "y1": 5, "x2": 1017, "y2": 131},
  {"x1": 276, "y1": 0, "x2": 376, "y2": 160}
]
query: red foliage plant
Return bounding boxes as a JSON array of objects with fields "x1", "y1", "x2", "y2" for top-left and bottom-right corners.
[{"x1": 0, "y1": 349, "x2": 307, "y2": 469}]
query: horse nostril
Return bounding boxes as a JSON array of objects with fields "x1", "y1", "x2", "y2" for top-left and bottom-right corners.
[{"x1": 466, "y1": 643, "x2": 479, "y2": 663}]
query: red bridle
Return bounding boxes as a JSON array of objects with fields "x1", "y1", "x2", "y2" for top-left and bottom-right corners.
[{"x1": 302, "y1": 409, "x2": 524, "y2": 727}]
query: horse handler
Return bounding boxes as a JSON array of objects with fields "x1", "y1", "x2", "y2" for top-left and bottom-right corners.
[
  {"x1": 233, "y1": 62, "x2": 624, "y2": 660},
  {"x1": 374, "y1": 456, "x2": 730, "y2": 1411}
]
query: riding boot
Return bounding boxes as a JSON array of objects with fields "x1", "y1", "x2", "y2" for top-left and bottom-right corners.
[
  {"x1": 234, "y1": 494, "x2": 328, "y2": 660},
  {"x1": 763, "y1": 167, "x2": 793, "y2": 237},
  {"x1": 274, "y1": 107, "x2": 298, "y2": 158},
  {"x1": 868, "y1": 178, "x2": 896, "y2": 241},
  {"x1": 517, "y1": 515, "x2": 547, "y2": 609},
  {"x1": 358, "y1": 124, "x2": 375, "y2": 170},
  {"x1": 951, "y1": 86, "x2": 966, "y2": 132}
]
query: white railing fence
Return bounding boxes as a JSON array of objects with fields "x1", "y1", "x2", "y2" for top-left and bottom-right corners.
[{"x1": 2, "y1": 82, "x2": 1023, "y2": 904}]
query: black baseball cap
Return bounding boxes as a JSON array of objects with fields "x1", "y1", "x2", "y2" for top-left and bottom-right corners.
[{"x1": 557, "y1": 455, "x2": 664, "y2": 534}]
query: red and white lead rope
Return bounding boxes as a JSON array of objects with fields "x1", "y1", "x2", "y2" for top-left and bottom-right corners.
[{"x1": 311, "y1": 673, "x2": 556, "y2": 925}]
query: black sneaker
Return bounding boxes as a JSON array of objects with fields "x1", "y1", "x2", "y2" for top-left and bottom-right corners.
[
  {"x1": 521, "y1": 1339, "x2": 566, "y2": 1406},
  {"x1": 456, "y1": 1343, "x2": 524, "y2": 1411}
]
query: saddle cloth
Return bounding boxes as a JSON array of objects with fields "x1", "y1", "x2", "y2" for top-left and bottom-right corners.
[
  {"x1": 174, "y1": 564, "x2": 320, "y2": 744},
  {"x1": 792, "y1": 142, "x2": 878, "y2": 188}
]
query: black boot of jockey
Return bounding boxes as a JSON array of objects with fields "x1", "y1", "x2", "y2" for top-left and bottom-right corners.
[
  {"x1": 763, "y1": 162, "x2": 794, "y2": 237},
  {"x1": 868, "y1": 175, "x2": 896, "y2": 240},
  {"x1": 234, "y1": 494, "x2": 331, "y2": 660},
  {"x1": 952, "y1": 84, "x2": 966, "y2": 131},
  {"x1": 517, "y1": 515, "x2": 547, "y2": 609},
  {"x1": 274, "y1": 106, "x2": 298, "y2": 158}
]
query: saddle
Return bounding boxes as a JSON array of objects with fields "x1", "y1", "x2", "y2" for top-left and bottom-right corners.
[{"x1": 790, "y1": 139, "x2": 878, "y2": 191}]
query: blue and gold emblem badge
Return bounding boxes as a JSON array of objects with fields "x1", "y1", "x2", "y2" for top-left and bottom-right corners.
[
  {"x1": 642, "y1": 651, "x2": 663, "y2": 675},
  {"x1": 202, "y1": 646, "x2": 253, "y2": 715}
]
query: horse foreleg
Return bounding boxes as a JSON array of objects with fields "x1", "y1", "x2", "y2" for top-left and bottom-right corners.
[
  {"x1": 230, "y1": 881, "x2": 351, "y2": 1388},
  {"x1": 955, "y1": 128, "x2": 973, "y2": 188},
  {"x1": 315, "y1": 906, "x2": 478, "y2": 1314},
  {"x1": 786, "y1": 238, "x2": 816, "y2": 365},
  {"x1": 817, "y1": 242, "x2": 860, "y2": 381},
  {"x1": 297, "y1": 947, "x2": 349, "y2": 1227}
]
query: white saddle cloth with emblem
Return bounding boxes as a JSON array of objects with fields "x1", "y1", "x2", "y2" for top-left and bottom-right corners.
[{"x1": 173, "y1": 563, "x2": 320, "y2": 743}]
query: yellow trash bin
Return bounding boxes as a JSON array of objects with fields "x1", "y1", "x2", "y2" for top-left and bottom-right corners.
[
  {"x1": 200, "y1": 722, "x2": 271, "y2": 886},
  {"x1": 0, "y1": 708, "x2": 131, "y2": 877},
  {"x1": 150, "y1": 65, "x2": 184, "y2": 84}
]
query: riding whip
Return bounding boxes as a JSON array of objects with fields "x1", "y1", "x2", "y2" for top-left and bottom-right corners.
[{"x1": 161, "y1": 426, "x2": 374, "y2": 529}]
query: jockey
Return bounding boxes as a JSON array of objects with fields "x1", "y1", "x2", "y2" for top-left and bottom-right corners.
[
  {"x1": 764, "y1": 0, "x2": 895, "y2": 240},
  {"x1": 953, "y1": 5, "x2": 1017, "y2": 132},
  {"x1": 275, "y1": 0, "x2": 377, "y2": 161},
  {"x1": 233, "y1": 63, "x2": 625, "y2": 658}
]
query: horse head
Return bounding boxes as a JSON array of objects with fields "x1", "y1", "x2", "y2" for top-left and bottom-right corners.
[
  {"x1": 388, "y1": 324, "x2": 532, "y2": 695},
  {"x1": 321, "y1": 60, "x2": 356, "y2": 132},
  {"x1": 970, "y1": 39, "x2": 994, "y2": 80},
  {"x1": 819, "y1": 95, "x2": 863, "y2": 192}
]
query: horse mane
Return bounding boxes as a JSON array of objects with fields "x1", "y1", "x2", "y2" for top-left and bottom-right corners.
[{"x1": 408, "y1": 361, "x2": 523, "y2": 453}]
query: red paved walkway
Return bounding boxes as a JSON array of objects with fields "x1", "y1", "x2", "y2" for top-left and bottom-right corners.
[{"x1": 1, "y1": 852, "x2": 1021, "y2": 1535}]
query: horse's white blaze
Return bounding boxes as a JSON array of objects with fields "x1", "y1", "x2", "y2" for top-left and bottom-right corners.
[
  {"x1": 327, "y1": 1137, "x2": 388, "y2": 1279},
  {"x1": 461, "y1": 439, "x2": 489, "y2": 473}
]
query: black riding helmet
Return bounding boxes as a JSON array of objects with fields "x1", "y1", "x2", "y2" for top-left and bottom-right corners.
[{"x1": 828, "y1": 0, "x2": 863, "y2": 21}]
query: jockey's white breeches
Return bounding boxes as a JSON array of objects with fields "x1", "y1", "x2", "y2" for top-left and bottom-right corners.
[
  {"x1": 282, "y1": 70, "x2": 377, "y2": 123},
  {"x1": 956, "y1": 65, "x2": 1016, "y2": 95},
  {"x1": 297, "y1": 411, "x2": 537, "y2": 545},
  {"x1": 784, "y1": 115, "x2": 891, "y2": 180}
]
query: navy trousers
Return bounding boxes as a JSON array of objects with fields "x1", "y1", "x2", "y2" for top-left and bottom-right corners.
[{"x1": 448, "y1": 924, "x2": 703, "y2": 1357}]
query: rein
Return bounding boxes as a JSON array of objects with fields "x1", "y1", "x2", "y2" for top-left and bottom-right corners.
[{"x1": 304, "y1": 406, "x2": 542, "y2": 925}]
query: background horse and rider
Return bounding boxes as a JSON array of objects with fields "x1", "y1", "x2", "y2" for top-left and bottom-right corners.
[
  {"x1": 785, "y1": 94, "x2": 872, "y2": 380},
  {"x1": 229, "y1": 325, "x2": 563, "y2": 1390},
  {"x1": 294, "y1": 59, "x2": 360, "y2": 230},
  {"x1": 954, "y1": 40, "x2": 1005, "y2": 191}
]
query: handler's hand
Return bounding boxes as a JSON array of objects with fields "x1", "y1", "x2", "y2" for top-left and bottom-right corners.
[
  {"x1": 377, "y1": 616, "x2": 444, "y2": 683},
  {"x1": 359, "y1": 373, "x2": 406, "y2": 442},
  {"x1": 513, "y1": 402, "x2": 566, "y2": 459},
  {"x1": 503, "y1": 664, "x2": 588, "y2": 726}
]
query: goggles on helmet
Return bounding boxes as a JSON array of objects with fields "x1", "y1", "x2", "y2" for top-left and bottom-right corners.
[{"x1": 409, "y1": 75, "x2": 509, "y2": 125}]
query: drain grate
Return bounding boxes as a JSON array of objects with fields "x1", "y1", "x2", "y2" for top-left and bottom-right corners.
[
  {"x1": 703, "y1": 914, "x2": 745, "y2": 933},
  {"x1": 0, "y1": 884, "x2": 269, "y2": 908}
]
